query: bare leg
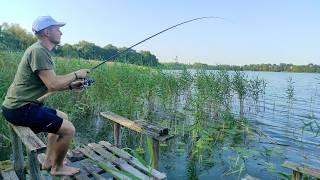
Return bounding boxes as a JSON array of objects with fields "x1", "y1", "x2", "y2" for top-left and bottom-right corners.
[
  {"x1": 50, "y1": 119, "x2": 80, "y2": 176},
  {"x1": 42, "y1": 133, "x2": 58, "y2": 170},
  {"x1": 42, "y1": 110, "x2": 68, "y2": 170}
]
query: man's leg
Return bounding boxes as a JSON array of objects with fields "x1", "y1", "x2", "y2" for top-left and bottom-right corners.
[
  {"x1": 42, "y1": 110, "x2": 67, "y2": 170},
  {"x1": 42, "y1": 133, "x2": 58, "y2": 169},
  {"x1": 50, "y1": 119, "x2": 80, "y2": 176}
]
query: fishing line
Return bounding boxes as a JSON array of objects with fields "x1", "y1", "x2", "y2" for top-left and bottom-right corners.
[
  {"x1": 83, "y1": 16, "x2": 225, "y2": 87},
  {"x1": 90, "y1": 16, "x2": 225, "y2": 71}
]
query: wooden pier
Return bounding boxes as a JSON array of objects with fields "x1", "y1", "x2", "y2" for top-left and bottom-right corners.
[
  {"x1": 0, "y1": 111, "x2": 173, "y2": 180},
  {"x1": 282, "y1": 160, "x2": 320, "y2": 180}
]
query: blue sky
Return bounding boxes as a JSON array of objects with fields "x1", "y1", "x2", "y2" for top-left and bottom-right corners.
[{"x1": 1, "y1": 0, "x2": 319, "y2": 65}]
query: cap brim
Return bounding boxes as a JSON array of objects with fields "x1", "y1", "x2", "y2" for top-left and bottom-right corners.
[{"x1": 52, "y1": 22, "x2": 66, "y2": 27}]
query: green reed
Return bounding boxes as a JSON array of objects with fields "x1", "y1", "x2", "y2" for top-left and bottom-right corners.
[
  {"x1": 286, "y1": 77, "x2": 295, "y2": 113},
  {"x1": 232, "y1": 71, "x2": 249, "y2": 117}
]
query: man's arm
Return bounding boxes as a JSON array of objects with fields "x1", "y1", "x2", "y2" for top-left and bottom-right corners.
[{"x1": 38, "y1": 69, "x2": 76, "y2": 92}]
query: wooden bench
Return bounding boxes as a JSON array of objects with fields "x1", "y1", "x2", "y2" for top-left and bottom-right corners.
[
  {"x1": 1, "y1": 169, "x2": 19, "y2": 180},
  {"x1": 9, "y1": 124, "x2": 46, "y2": 180},
  {"x1": 282, "y1": 160, "x2": 320, "y2": 180},
  {"x1": 100, "y1": 111, "x2": 174, "y2": 170}
]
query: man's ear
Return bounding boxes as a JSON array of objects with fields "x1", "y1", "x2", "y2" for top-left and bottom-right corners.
[{"x1": 43, "y1": 29, "x2": 50, "y2": 37}]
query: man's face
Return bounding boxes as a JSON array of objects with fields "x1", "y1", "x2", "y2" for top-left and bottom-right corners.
[{"x1": 47, "y1": 26, "x2": 62, "y2": 45}]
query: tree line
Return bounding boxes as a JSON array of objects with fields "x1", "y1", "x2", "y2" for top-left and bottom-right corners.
[
  {"x1": 161, "y1": 62, "x2": 320, "y2": 73},
  {"x1": 1, "y1": 22, "x2": 319, "y2": 72},
  {"x1": 0, "y1": 22, "x2": 159, "y2": 66}
]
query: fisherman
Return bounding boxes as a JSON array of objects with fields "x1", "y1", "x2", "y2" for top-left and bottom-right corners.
[{"x1": 1, "y1": 16, "x2": 89, "y2": 176}]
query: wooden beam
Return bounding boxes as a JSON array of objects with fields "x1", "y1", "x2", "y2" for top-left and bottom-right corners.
[
  {"x1": 100, "y1": 111, "x2": 172, "y2": 141},
  {"x1": 292, "y1": 170, "x2": 302, "y2": 180},
  {"x1": 78, "y1": 146, "x2": 131, "y2": 179},
  {"x1": 10, "y1": 125, "x2": 46, "y2": 153},
  {"x1": 88, "y1": 143, "x2": 150, "y2": 180},
  {"x1": 152, "y1": 139, "x2": 160, "y2": 170},
  {"x1": 135, "y1": 120, "x2": 168, "y2": 136},
  {"x1": 99, "y1": 141, "x2": 166, "y2": 179},
  {"x1": 283, "y1": 160, "x2": 320, "y2": 178},
  {"x1": 113, "y1": 123, "x2": 121, "y2": 147},
  {"x1": 27, "y1": 151, "x2": 41, "y2": 180},
  {"x1": 1, "y1": 169, "x2": 19, "y2": 180},
  {"x1": 10, "y1": 126, "x2": 26, "y2": 180},
  {"x1": 80, "y1": 159, "x2": 106, "y2": 180}
]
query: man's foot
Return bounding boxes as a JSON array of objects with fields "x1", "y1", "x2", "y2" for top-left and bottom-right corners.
[
  {"x1": 41, "y1": 159, "x2": 68, "y2": 170},
  {"x1": 41, "y1": 159, "x2": 52, "y2": 170},
  {"x1": 50, "y1": 165, "x2": 80, "y2": 176}
]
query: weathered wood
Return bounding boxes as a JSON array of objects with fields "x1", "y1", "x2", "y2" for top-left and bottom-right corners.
[
  {"x1": 99, "y1": 141, "x2": 132, "y2": 160},
  {"x1": 88, "y1": 143, "x2": 150, "y2": 180},
  {"x1": 100, "y1": 112, "x2": 173, "y2": 141},
  {"x1": 154, "y1": 134, "x2": 174, "y2": 142},
  {"x1": 78, "y1": 146, "x2": 131, "y2": 180},
  {"x1": 135, "y1": 120, "x2": 168, "y2": 136},
  {"x1": 1, "y1": 169, "x2": 19, "y2": 180},
  {"x1": 113, "y1": 123, "x2": 121, "y2": 147},
  {"x1": 80, "y1": 159, "x2": 106, "y2": 180},
  {"x1": 11, "y1": 125, "x2": 46, "y2": 153},
  {"x1": 38, "y1": 153, "x2": 90, "y2": 180},
  {"x1": 99, "y1": 141, "x2": 166, "y2": 179},
  {"x1": 10, "y1": 126, "x2": 26, "y2": 180},
  {"x1": 292, "y1": 170, "x2": 302, "y2": 180},
  {"x1": 152, "y1": 139, "x2": 160, "y2": 170},
  {"x1": 27, "y1": 151, "x2": 41, "y2": 180},
  {"x1": 283, "y1": 160, "x2": 320, "y2": 178}
]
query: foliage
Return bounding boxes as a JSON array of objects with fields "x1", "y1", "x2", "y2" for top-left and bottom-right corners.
[
  {"x1": 161, "y1": 62, "x2": 320, "y2": 73},
  {"x1": 0, "y1": 22, "x2": 159, "y2": 66}
]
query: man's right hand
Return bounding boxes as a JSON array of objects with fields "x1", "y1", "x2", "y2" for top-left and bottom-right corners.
[{"x1": 74, "y1": 69, "x2": 90, "y2": 79}]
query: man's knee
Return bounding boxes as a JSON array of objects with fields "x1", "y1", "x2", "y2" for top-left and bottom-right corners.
[
  {"x1": 56, "y1": 110, "x2": 69, "y2": 120},
  {"x1": 58, "y1": 119, "x2": 75, "y2": 137}
]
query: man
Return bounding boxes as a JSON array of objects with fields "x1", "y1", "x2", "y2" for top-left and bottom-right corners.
[{"x1": 1, "y1": 16, "x2": 89, "y2": 176}]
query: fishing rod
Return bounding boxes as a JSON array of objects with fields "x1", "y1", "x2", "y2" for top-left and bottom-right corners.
[
  {"x1": 82, "y1": 16, "x2": 225, "y2": 87},
  {"x1": 38, "y1": 17, "x2": 224, "y2": 100},
  {"x1": 90, "y1": 16, "x2": 224, "y2": 71}
]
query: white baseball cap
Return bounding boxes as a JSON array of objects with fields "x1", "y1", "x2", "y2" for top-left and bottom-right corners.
[{"x1": 32, "y1": 16, "x2": 66, "y2": 33}]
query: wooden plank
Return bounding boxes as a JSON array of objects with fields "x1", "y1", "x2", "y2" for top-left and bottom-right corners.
[
  {"x1": 38, "y1": 153, "x2": 90, "y2": 180},
  {"x1": 135, "y1": 120, "x2": 168, "y2": 136},
  {"x1": 283, "y1": 160, "x2": 320, "y2": 178},
  {"x1": 100, "y1": 111, "x2": 146, "y2": 133},
  {"x1": 101, "y1": 112, "x2": 164, "y2": 139},
  {"x1": 99, "y1": 141, "x2": 132, "y2": 160},
  {"x1": 27, "y1": 151, "x2": 41, "y2": 180},
  {"x1": 78, "y1": 146, "x2": 131, "y2": 179},
  {"x1": 292, "y1": 170, "x2": 302, "y2": 180},
  {"x1": 99, "y1": 141, "x2": 166, "y2": 179},
  {"x1": 154, "y1": 134, "x2": 174, "y2": 142},
  {"x1": 88, "y1": 143, "x2": 150, "y2": 180},
  {"x1": 1, "y1": 169, "x2": 19, "y2": 180},
  {"x1": 113, "y1": 123, "x2": 121, "y2": 147},
  {"x1": 10, "y1": 126, "x2": 26, "y2": 180},
  {"x1": 11, "y1": 125, "x2": 46, "y2": 153},
  {"x1": 80, "y1": 159, "x2": 106, "y2": 180},
  {"x1": 67, "y1": 148, "x2": 85, "y2": 162},
  {"x1": 152, "y1": 139, "x2": 159, "y2": 170}
]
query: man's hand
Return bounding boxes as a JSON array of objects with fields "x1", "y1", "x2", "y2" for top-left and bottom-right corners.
[
  {"x1": 74, "y1": 69, "x2": 90, "y2": 79},
  {"x1": 70, "y1": 80, "x2": 85, "y2": 90}
]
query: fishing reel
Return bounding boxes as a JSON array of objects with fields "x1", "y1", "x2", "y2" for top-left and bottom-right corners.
[{"x1": 80, "y1": 78, "x2": 95, "y2": 89}]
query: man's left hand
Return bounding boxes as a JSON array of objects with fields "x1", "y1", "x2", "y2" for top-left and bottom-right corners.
[{"x1": 70, "y1": 80, "x2": 85, "y2": 90}]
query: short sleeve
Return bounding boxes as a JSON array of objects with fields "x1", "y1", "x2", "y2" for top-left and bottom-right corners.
[{"x1": 29, "y1": 48, "x2": 54, "y2": 72}]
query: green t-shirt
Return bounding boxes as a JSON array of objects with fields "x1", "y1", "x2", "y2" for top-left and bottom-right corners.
[{"x1": 2, "y1": 42, "x2": 55, "y2": 109}]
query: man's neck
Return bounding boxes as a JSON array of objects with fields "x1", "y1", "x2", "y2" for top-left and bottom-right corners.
[{"x1": 39, "y1": 39, "x2": 55, "y2": 51}]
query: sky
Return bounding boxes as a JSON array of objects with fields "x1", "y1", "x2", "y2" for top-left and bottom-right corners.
[{"x1": 1, "y1": 0, "x2": 320, "y2": 65}]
